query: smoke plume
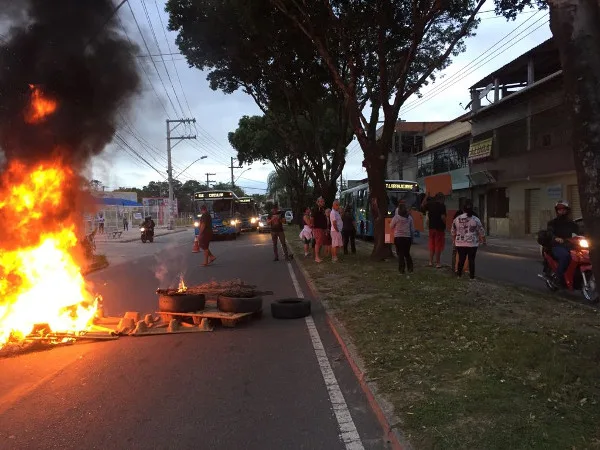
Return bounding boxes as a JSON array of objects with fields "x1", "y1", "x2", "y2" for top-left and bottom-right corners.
[{"x1": 0, "y1": 0, "x2": 140, "y2": 167}]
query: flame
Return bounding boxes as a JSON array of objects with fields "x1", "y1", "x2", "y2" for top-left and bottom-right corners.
[
  {"x1": 0, "y1": 161, "x2": 98, "y2": 349},
  {"x1": 177, "y1": 275, "x2": 187, "y2": 293},
  {"x1": 24, "y1": 84, "x2": 57, "y2": 124}
]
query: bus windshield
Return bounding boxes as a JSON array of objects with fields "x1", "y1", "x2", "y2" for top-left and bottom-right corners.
[
  {"x1": 387, "y1": 191, "x2": 420, "y2": 214},
  {"x1": 237, "y1": 201, "x2": 256, "y2": 217}
]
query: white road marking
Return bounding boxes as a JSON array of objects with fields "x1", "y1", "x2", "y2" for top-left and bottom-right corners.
[{"x1": 286, "y1": 260, "x2": 365, "y2": 450}]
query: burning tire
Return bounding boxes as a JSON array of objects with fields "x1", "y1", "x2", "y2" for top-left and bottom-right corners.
[
  {"x1": 271, "y1": 298, "x2": 311, "y2": 319},
  {"x1": 217, "y1": 295, "x2": 262, "y2": 313},
  {"x1": 158, "y1": 293, "x2": 206, "y2": 313}
]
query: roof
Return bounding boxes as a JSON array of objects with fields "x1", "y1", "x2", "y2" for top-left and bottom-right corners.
[
  {"x1": 395, "y1": 121, "x2": 448, "y2": 133},
  {"x1": 94, "y1": 197, "x2": 142, "y2": 207},
  {"x1": 470, "y1": 70, "x2": 563, "y2": 118},
  {"x1": 470, "y1": 38, "x2": 560, "y2": 89}
]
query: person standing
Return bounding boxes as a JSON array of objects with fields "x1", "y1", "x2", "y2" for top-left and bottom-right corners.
[
  {"x1": 268, "y1": 204, "x2": 291, "y2": 261},
  {"x1": 452, "y1": 199, "x2": 485, "y2": 279},
  {"x1": 299, "y1": 207, "x2": 313, "y2": 257},
  {"x1": 390, "y1": 203, "x2": 414, "y2": 274},
  {"x1": 311, "y1": 197, "x2": 327, "y2": 263},
  {"x1": 324, "y1": 208, "x2": 332, "y2": 258},
  {"x1": 123, "y1": 215, "x2": 129, "y2": 231},
  {"x1": 330, "y1": 200, "x2": 343, "y2": 262},
  {"x1": 199, "y1": 205, "x2": 216, "y2": 266},
  {"x1": 342, "y1": 206, "x2": 357, "y2": 255},
  {"x1": 421, "y1": 192, "x2": 447, "y2": 268}
]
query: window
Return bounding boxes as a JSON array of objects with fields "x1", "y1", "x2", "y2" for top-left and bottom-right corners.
[{"x1": 417, "y1": 139, "x2": 469, "y2": 177}]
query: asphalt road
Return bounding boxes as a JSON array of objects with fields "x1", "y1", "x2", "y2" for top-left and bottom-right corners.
[{"x1": 0, "y1": 231, "x2": 388, "y2": 450}]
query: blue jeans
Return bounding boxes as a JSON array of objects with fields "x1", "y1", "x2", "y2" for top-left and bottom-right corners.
[{"x1": 552, "y1": 245, "x2": 571, "y2": 281}]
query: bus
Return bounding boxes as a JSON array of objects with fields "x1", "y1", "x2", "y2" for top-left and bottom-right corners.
[
  {"x1": 193, "y1": 190, "x2": 242, "y2": 239},
  {"x1": 236, "y1": 197, "x2": 260, "y2": 231},
  {"x1": 340, "y1": 179, "x2": 422, "y2": 238}
]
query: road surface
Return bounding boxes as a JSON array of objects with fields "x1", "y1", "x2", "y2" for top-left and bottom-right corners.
[{"x1": 1, "y1": 231, "x2": 388, "y2": 450}]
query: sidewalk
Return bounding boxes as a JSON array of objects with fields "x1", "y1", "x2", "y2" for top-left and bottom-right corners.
[
  {"x1": 418, "y1": 230, "x2": 540, "y2": 258},
  {"x1": 93, "y1": 226, "x2": 189, "y2": 243}
]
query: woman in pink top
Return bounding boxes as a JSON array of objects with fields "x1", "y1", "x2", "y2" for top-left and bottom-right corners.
[{"x1": 451, "y1": 199, "x2": 486, "y2": 279}]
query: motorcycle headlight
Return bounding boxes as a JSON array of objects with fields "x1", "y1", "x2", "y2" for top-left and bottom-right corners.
[
  {"x1": 140, "y1": 227, "x2": 145, "y2": 232},
  {"x1": 580, "y1": 238, "x2": 590, "y2": 248},
  {"x1": 194, "y1": 221, "x2": 199, "y2": 227},
  {"x1": 259, "y1": 222, "x2": 264, "y2": 227},
  {"x1": 250, "y1": 218, "x2": 257, "y2": 223},
  {"x1": 231, "y1": 220, "x2": 237, "y2": 225}
]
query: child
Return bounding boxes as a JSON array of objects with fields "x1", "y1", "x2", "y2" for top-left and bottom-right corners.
[{"x1": 390, "y1": 203, "x2": 414, "y2": 274}]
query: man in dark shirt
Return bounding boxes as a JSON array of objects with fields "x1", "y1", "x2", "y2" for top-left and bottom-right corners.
[
  {"x1": 268, "y1": 204, "x2": 291, "y2": 261},
  {"x1": 421, "y1": 192, "x2": 447, "y2": 268},
  {"x1": 311, "y1": 196, "x2": 327, "y2": 263},
  {"x1": 547, "y1": 200, "x2": 579, "y2": 286},
  {"x1": 199, "y1": 205, "x2": 216, "y2": 266}
]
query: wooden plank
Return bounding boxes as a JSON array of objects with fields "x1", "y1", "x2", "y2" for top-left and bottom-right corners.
[{"x1": 156, "y1": 310, "x2": 253, "y2": 320}]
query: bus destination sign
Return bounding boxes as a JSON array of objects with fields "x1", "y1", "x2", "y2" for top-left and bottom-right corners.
[
  {"x1": 238, "y1": 198, "x2": 251, "y2": 203},
  {"x1": 194, "y1": 191, "x2": 233, "y2": 200},
  {"x1": 385, "y1": 182, "x2": 418, "y2": 191}
]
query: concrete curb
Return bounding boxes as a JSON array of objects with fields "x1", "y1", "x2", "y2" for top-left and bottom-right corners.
[
  {"x1": 292, "y1": 258, "x2": 411, "y2": 450},
  {"x1": 96, "y1": 228, "x2": 189, "y2": 244}
]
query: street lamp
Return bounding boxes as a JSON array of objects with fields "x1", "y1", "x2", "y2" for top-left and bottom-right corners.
[
  {"x1": 174, "y1": 156, "x2": 207, "y2": 180},
  {"x1": 234, "y1": 167, "x2": 251, "y2": 184}
]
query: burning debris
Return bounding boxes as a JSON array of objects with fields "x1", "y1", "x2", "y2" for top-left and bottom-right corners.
[{"x1": 0, "y1": 0, "x2": 140, "y2": 349}]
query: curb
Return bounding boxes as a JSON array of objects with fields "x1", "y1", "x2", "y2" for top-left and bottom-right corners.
[
  {"x1": 97, "y1": 228, "x2": 189, "y2": 244},
  {"x1": 82, "y1": 260, "x2": 110, "y2": 275},
  {"x1": 292, "y1": 258, "x2": 409, "y2": 450}
]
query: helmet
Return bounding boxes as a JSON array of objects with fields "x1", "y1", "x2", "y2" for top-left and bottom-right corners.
[{"x1": 555, "y1": 200, "x2": 570, "y2": 212}]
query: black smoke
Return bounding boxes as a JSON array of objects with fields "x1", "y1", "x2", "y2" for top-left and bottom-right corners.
[{"x1": 0, "y1": 0, "x2": 140, "y2": 168}]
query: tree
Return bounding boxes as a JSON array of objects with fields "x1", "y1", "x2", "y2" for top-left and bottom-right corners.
[
  {"x1": 113, "y1": 186, "x2": 143, "y2": 203},
  {"x1": 541, "y1": 0, "x2": 600, "y2": 291},
  {"x1": 265, "y1": 0, "x2": 493, "y2": 258},
  {"x1": 166, "y1": 0, "x2": 351, "y2": 203},
  {"x1": 228, "y1": 115, "x2": 311, "y2": 218}
]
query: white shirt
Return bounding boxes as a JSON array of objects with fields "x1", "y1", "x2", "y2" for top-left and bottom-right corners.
[{"x1": 330, "y1": 209, "x2": 342, "y2": 232}]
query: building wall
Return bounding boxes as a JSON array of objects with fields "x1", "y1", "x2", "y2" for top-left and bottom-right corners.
[{"x1": 424, "y1": 120, "x2": 471, "y2": 151}]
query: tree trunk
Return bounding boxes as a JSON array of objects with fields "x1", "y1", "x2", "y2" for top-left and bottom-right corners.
[
  {"x1": 548, "y1": 0, "x2": 600, "y2": 290},
  {"x1": 365, "y1": 145, "x2": 393, "y2": 260},
  {"x1": 315, "y1": 179, "x2": 338, "y2": 206}
]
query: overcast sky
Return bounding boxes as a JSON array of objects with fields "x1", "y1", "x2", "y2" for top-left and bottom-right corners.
[{"x1": 4, "y1": 1, "x2": 552, "y2": 193}]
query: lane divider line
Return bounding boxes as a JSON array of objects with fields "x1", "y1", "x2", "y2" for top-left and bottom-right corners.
[
  {"x1": 286, "y1": 260, "x2": 365, "y2": 450},
  {"x1": 291, "y1": 255, "x2": 406, "y2": 450}
]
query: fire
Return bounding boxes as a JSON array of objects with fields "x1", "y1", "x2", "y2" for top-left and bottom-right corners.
[
  {"x1": 0, "y1": 85, "x2": 98, "y2": 349},
  {"x1": 177, "y1": 275, "x2": 187, "y2": 293},
  {"x1": 24, "y1": 84, "x2": 57, "y2": 124}
]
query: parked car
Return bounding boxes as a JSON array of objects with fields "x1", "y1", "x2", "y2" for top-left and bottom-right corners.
[
  {"x1": 284, "y1": 210, "x2": 294, "y2": 224},
  {"x1": 257, "y1": 214, "x2": 271, "y2": 233}
]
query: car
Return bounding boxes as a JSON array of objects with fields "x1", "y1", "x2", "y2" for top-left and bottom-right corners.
[
  {"x1": 257, "y1": 214, "x2": 271, "y2": 233},
  {"x1": 284, "y1": 210, "x2": 293, "y2": 224}
]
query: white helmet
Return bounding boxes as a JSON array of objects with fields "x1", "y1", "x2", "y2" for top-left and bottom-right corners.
[{"x1": 555, "y1": 200, "x2": 570, "y2": 212}]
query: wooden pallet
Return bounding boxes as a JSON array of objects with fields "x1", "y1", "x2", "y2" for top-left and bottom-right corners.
[{"x1": 157, "y1": 308, "x2": 262, "y2": 328}]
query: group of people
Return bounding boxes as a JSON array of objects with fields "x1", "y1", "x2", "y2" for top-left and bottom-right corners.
[
  {"x1": 297, "y1": 197, "x2": 358, "y2": 263},
  {"x1": 390, "y1": 192, "x2": 486, "y2": 279}
]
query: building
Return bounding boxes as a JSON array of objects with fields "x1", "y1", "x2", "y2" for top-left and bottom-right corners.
[
  {"x1": 415, "y1": 114, "x2": 472, "y2": 212},
  {"x1": 467, "y1": 38, "x2": 575, "y2": 238},
  {"x1": 386, "y1": 121, "x2": 448, "y2": 180}
]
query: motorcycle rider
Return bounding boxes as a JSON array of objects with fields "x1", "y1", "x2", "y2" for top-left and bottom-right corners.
[
  {"x1": 546, "y1": 200, "x2": 580, "y2": 287},
  {"x1": 142, "y1": 216, "x2": 155, "y2": 236}
]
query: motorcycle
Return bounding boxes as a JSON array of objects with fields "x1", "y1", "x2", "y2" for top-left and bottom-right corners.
[
  {"x1": 140, "y1": 225, "x2": 154, "y2": 243},
  {"x1": 538, "y1": 234, "x2": 598, "y2": 302}
]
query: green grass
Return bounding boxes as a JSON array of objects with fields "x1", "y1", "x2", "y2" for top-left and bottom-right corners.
[{"x1": 285, "y1": 230, "x2": 600, "y2": 450}]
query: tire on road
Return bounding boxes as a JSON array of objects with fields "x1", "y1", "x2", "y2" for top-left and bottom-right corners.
[
  {"x1": 271, "y1": 298, "x2": 311, "y2": 319},
  {"x1": 217, "y1": 295, "x2": 263, "y2": 313},
  {"x1": 159, "y1": 293, "x2": 206, "y2": 313}
]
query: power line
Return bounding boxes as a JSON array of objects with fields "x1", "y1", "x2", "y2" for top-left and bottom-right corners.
[
  {"x1": 126, "y1": 0, "x2": 180, "y2": 116},
  {"x1": 152, "y1": 0, "x2": 195, "y2": 118},
  {"x1": 139, "y1": 0, "x2": 186, "y2": 116},
  {"x1": 400, "y1": 12, "x2": 548, "y2": 114}
]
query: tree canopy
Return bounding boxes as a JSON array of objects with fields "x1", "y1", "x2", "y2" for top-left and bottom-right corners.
[{"x1": 166, "y1": 0, "x2": 352, "y2": 201}]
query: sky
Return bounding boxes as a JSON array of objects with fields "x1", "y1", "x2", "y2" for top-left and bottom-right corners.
[{"x1": 3, "y1": 1, "x2": 552, "y2": 194}]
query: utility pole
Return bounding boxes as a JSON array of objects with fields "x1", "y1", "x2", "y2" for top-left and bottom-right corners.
[
  {"x1": 229, "y1": 156, "x2": 242, "y2": 188},
  {"x1": 167, "y1": 118, "x2": 196, "y2": 230},
  {"x1": 205, "y1": 173, "x2": 216, "y2": 189}
]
